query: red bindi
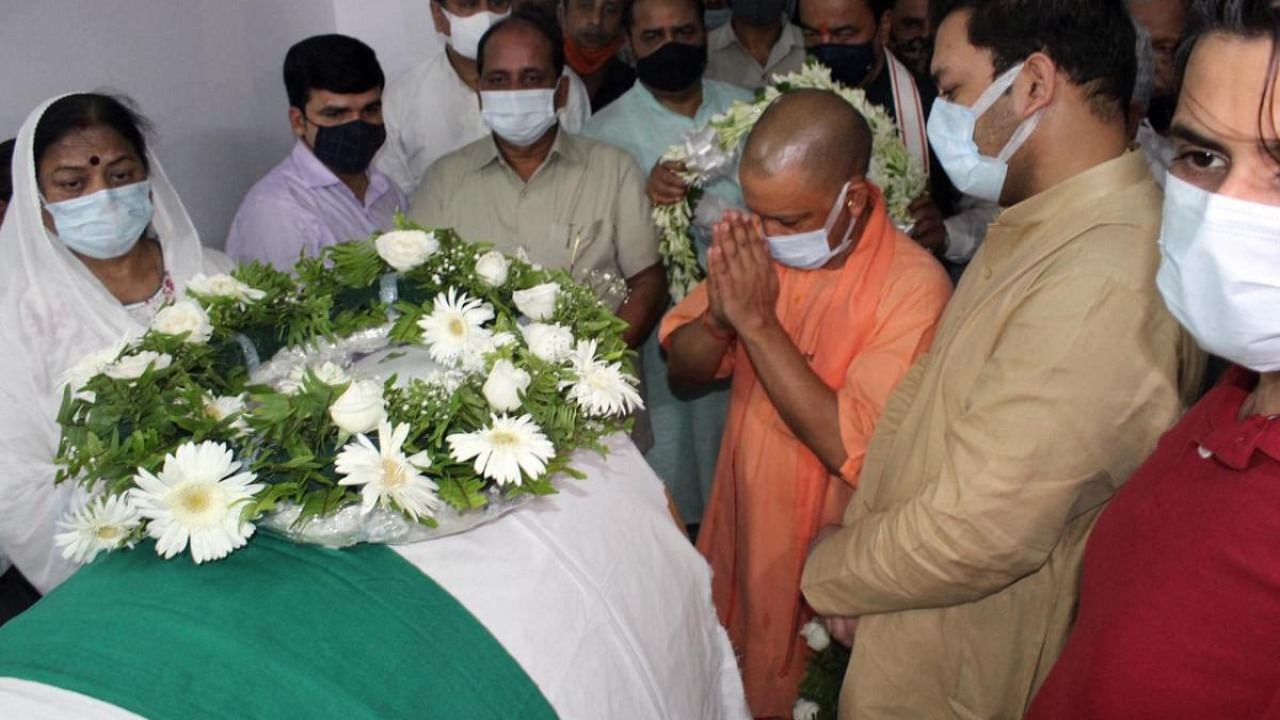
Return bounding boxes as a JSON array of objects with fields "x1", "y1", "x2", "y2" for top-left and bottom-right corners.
[{"x1": 89, "y1": 155, "x2": 100, "y2": 166}]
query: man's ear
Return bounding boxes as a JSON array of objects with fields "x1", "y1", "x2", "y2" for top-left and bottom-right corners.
[
  {"x1": 1016, "y1": 51, "x2": 1057, "y2": 119},
  {"x1": 431, "y1": 1, "x2": 451, "y2": 36},
  {"x1": 288, "y1": 107, "x2": 307, "y2": 140},
  {"x1": 553, "y1": 75, "x2": 570, "y2": 111},
  {"x1": 848, "y1": 178, "x2": 871, "y2": 218}
]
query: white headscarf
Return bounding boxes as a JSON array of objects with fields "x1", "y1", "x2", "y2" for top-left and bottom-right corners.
[{"x1": 0, "y1": 94, "x2": 225, "y2": 592}]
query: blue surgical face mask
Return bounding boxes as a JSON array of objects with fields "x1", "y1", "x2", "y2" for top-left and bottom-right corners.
[
  {"x1": 44, "y1": 179, "x2": 154, "y2": 260},
  {"x1": 765, "y1": 182, "x2": 857, "y2": 269},
  {"x1": 926, "y1": 62, "x2": 1042, "y2": 203}
]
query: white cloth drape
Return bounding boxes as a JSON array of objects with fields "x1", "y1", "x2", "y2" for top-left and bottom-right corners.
[{"x1": 0, "y1": 94, "x2": 227, "y2": 593}]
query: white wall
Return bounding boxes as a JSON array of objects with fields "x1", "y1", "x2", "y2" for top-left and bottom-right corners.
[{"x1": 0, "y1": 0, "x2": 444, "y2": 249}]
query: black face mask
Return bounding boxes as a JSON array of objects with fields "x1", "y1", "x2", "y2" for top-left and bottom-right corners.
[
  {"x1": 636, "y1": 42, "x2": 708, "y2": 93},
  {"x1": 732, "y1": 0, "x2": 787, "y2": 27},
  {"x1": 1147, "y1": 93, "x2": 1177, "y2": 134},
  {"x1": 808, "y1": 42, "x2": 878, "y2": 88},
  {"x1": 308, "y1": 118, "x2": 387, "y2": 174},
  {"x1": 893, "y1": 36, "x2": 933, "y2": 78}
]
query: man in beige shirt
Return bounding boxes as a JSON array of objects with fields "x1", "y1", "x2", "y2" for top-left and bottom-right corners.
[
  {"x1": 801, "y1": 2, "x2": 1189, "y2": 718},
  {"x1": 408, "y1": 9, "x2": 666, "y2": 349},
  {"x1": 705, "y1": 0, "x2": 807, "y2": 89}
]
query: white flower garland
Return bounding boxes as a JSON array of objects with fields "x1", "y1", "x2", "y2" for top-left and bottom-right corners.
[{"x1": 653, "y1": 61, "x2": 929, "y2": 302}]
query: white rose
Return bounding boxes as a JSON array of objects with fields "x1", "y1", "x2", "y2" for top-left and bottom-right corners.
[
  {"x1": 329, "y1": 380, "x2": 387, "y2": 434},
  {"x1": 186, "y1": 273, "x2": 265, "y2": 303},
  {"x1": 521, "y1": 323, "x2": 575, "y2": 363},
  {"x1": 482, "y1": 360, "x2": 531, "y2": 412},
  {"x1": 799, "y1": 619, "x2": 831, "y2": 652},
  {"x1": 375, "y1": 230, "x2": 439, "y2": 272},
  {"x1": 474, "y1": 250, "x2": 511, "y2": 287},
  {"x1": 151, "y1": 300, "x2": 213, "y2": 344},
  {"x1": 513, "y1": 282, "x2": 560, "y2": 321},
  {"x1": 793, "y1": 699, "x2": 820, "y2": 720},
  {"x1": 105, "y1": 351, "x2": 173, "y2": 381},
  {"x1": 61, "y1": 342, "x2": 128, "y2": 399}
]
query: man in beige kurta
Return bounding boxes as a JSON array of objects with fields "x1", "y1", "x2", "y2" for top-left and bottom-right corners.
[{"x1": 801, "y1": 3, "x2": 1189, "y2": 718}]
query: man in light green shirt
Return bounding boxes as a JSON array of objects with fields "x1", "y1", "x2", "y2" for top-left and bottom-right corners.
[
  {"x1": 581, "y1": 0, "x2": 752, "y2": 529},
  {"x1": 409, "y1": 9, "x2": 667, "y2": 351}
]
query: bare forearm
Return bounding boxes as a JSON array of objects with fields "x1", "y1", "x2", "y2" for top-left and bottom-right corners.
[
  {"x1": 666, "y1": 317, "x2": 733, "y2": 389},
  {"x1": 617, "y1": 264, "x2": 668, "y2": 348},
  {"x1": 739, "y1": 320, "x2": 847, "y2": 473}
]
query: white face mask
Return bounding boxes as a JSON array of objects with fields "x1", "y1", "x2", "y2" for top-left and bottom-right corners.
[
  {"x1": 926, "y1": 62, "x2": 1043, "y2": 203},
  {"x1": 442, "y1": 8, "x2": 509, "y2": 59},
  {"x1": 1156, "y1": 174, "x2": 1280, "y2": 373},
  {"x1": 765, "y1": 182, "x2": 856, "y2": 269},
  {"x1": 481, "y1": 88, "x2": 559, "y2": 146}
]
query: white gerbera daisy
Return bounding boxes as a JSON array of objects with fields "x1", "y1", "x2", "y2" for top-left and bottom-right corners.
[
  {"x1": 54, "y1": 494, "x2": 143, "y2": 564},
  {"x1": 418, "y1": 288, "x2": 495, "y2": 366},
  {"x1": 129, "y1": 441, "x2": 264, "y2": 563},
  {"x1": 562, "y1": 339, "x2": 644, "y2": 417},
  {"x1": 203, "y1": 393, "x2": 250, "y2": 436},
  {"x1": 447, "y1": 413, "x2": 555, "y2": 486},
  {"x1": 335, "y1": 421, "x2": 442, "y2": 522},
  {"x1": 60, "y1": 341, "x2": 128, "y2": 401},
  {"x1": 186, "y1": 273, "x2": 266, "y2": 305}
]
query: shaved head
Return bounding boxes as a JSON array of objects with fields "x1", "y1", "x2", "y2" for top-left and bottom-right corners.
[{"x1": 740, "y1": 89, "x2": 872, "y2": 193}]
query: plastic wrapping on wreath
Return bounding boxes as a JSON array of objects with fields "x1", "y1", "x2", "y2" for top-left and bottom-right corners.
[{"x1": 682, "y1": 126, "x2": 737, "y2": 184}]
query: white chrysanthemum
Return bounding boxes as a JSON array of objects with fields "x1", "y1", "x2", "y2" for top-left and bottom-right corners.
[
  {"x1": 151, "y1": 299, "x2": 213, "y2": 344},
  {"x1": 204, "y1": 393, "x2": 249, "y2": 435},
  {"x1": 521, "y1": 322, "x2": 575, "y2": 363},
  {"x1": 562, "y1": 339, "x2": 644, "y2": 417},
  {"x1": 61, "y1": 341, "x2": 128, "y2": 401},
  {"x1": 186, "y1": 273, "x2": 266, "y2": 304},
  {"x1": 278, "y1": 361, "x2": 351, "y2": 395},
  {"x1": 54, "y1": 494, "x2": 142, "y2": 564},
  {"x1": 105, "y1": 350, "x2": 172, "y2": 381},
  {"x1": 375, "y1": 229, "x2": 439, "y2": 271},
  {"x1": 474, "y1": 250, "x2": 511, "y2": 287},
  {"x1": 482, "y1": 359, "x2": 531, "y2": 412},
  {"x1": 447, "y1": 413, "x2": 555, "y2": 486},
  {"x1": 418, "y1": 288, "x2": 495, "y2": 366},
  {"x1": 512, "y1": 282, "x2": 560, "y2": 321},
  {"x1": 129, "y1": 441, "x2": 264, "y2": 563},
  {"x1": 335, "y1": 421, "x2": 442, "y2": 522}
]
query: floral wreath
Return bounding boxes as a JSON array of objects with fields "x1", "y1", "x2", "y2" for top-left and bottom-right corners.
[
  {"x1": 653, "y1": 60, "x2": 929, "y2": 302},
  {"x1": 53, "y1": 217, "x2": 642, "y2": 566}
]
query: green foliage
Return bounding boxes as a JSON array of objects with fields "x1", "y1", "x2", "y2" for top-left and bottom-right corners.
[{"x1": 796, "y1": 641, "x2": 851, "y2": 720}]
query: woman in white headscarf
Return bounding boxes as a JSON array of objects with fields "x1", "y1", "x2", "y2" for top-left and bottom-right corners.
[{"x1": 0, "y1": 93, "x2": 231, "y2": 594}]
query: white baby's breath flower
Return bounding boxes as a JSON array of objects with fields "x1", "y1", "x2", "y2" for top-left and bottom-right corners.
[
  {"x1": 105, "y1": 350, "x2": 172, "y2": 381},
  {"x1": 793, "y1": 699, "x2": 820, "y2": 720},
  {"x1": 447, "y1": 413, "x2": 556, "y2": 486},
  {"x1": 186, "y1": 273, "x2": 266, "y2": 304},
  {"x1": 54, "y1": 494, "x2": 142, "y2": 564},
  {"x1": 375, "y1": 229, "x2": 439, "y2": 271},
  {"x1": 129, "y1": 441, "x2": 264, "y2": 563},
  {"x1": 512, "y1": 282, "x2": 560, "y2": 321},
  {"x1": 204, "y1": 393, "x2": 250, "y2": 436},
  {"x1": 520, "y1": 322, "x2": 575, "y2": 363},
  {"x1": 800, "y1": 619, "x2": 831, "y2": 652},
  {"x1": 482, "y1": 359, "x2": 531, "y2": 412},
  {"x1": 418, "y1": 288, "x2": 495, "y2": 367},
  {"x1": 329, "y1": 379, "x2": 387, "y2": 435},
  {"x1": 335, "y1": 420, "x2": 442, "y2": 522},
  {"x1": 61, "y1": 341, "x2": 128, "y2": 401},
  {"x1": 474, "y1": 250, "x2": 511, "y2": 287},
  {"x1": 151, "y1": 299, "x2": 213, "y2": 344},
  {"x1": 562, "y1": 339, "x2": 643, "y2": 417}
]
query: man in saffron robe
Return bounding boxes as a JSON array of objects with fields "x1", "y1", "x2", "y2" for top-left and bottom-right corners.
[{"x1": 660, "y1": 89, "x2": 951, "y2": 717}]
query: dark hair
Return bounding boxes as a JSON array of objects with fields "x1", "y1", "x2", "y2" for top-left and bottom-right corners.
[
  {"x1": 1182, "y1": 0, "x2": 1280, "y2": 162},
  {"x1": 477, "y1": 7, "x2": 567, "y2": 78},
  {"x1": 283, "y1": 34, "x2": 385, "y2": 110},
  {"x1": 930, "y1": 0, "x2": 1137, "y2": 121},
  {"x1": 0, "y1": 138, "x2": 14, "y2": 203},
  {"x1": 33, "y1": 93, "x2": 152, "y2": 175},
  {"x1": 622, "y1": 0, "x2": 707, "y2": 33}
]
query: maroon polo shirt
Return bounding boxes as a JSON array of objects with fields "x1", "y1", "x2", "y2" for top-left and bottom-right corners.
[{"x1": 1027, "y1": 367, "x2": 1280, "y2": 720}]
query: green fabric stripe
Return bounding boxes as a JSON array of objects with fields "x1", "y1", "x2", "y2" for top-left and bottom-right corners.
[{"x1": 0, "y1": 534, "x2": 557, "y2": 720}]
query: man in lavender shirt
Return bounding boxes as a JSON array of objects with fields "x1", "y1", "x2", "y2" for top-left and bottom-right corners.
[{"x1": 227, "y1": 34, "x2": 407, "y2": 270}]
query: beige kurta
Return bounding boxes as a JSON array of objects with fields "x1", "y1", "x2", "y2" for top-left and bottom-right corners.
[{"x1": 801, "y1": 151, "x2": 1185, "y2": 719}]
